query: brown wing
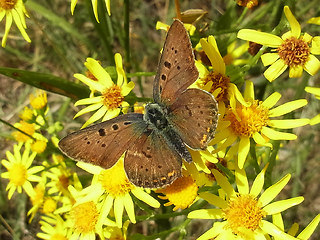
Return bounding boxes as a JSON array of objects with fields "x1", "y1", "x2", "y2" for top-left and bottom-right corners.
[
  {"x1": 153, "y1": 20, "x2": 199, "y2": 105},
  {"x1": 124, "y1": 129, "x2": 182, "y2": 188},
  {"x1": 58, "y1": 113, "x2": 147, "y2": 169},
  {"x1": 168, "y1": 88, "x2": 218, "y2": 150}
]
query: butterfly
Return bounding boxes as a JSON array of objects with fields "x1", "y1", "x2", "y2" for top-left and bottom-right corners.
[{"x1": 58, "y1": 20, "x2": 218, "y2": 188}]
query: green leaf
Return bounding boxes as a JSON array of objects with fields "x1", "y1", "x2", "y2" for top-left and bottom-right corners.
[{"x1": 0, "y1": 67, "x2": 89, "y2": 100}]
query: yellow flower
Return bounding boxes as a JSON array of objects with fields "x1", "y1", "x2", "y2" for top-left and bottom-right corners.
[
  {"x1": 238, "y1": 6, "x2": 320, "y2": 82},
  {"x1": 307, "y1": 16, "x2": 320, "y2": 25},
  {"x1": 305, "y1": 86, "x2": 320, "y2": 125},
  {"x1": 28, "y1": 181, "x2": 46, "y2": 222},
  {"x1": 74, "y1": 54, "x2": 135, "y2": 128},
  {"x1": 193, "y1": 35, "x2": 248, "y2": 112},
  {"x1": 31, "y1": 139, "x2": 47, "y2": 154},
  {"x1": 0, "y1": 0, "x2": 31, "y2": 47},
  {"x1": 29, "y1": 90, "x2": 47, "y2": 110},
  {"x1": 75, "y1": 158, "x2": 160, "y2": 228},
  {"x1": 1, "y1": 143, "x2": 44, "y2": 199},
  {"x1": 156, "y1": 168, "x2": 198, "y2": 211},
  {"x1": 271, "y1": 213, "x2": 320, "y2": 240},
  {"x1": 19, "y1": 106, "x2": 34, "y2": 122},
  {"x1": 37, "y1": 215, "x2": 70, "y2": 240},
  {"x1": 211, "y1": 80, "x2": 309, "y2": 168},
  {"x1": 71, "y1": 0, "x2": 111, "y2": 22},
  {"x1": 12, "y1": 120, "x2": 36, "y2": 142},
  {"x1": 65, "y1": 186, "x2": 117, "y2": 239},
  {"x1": 188, "y1": 165, "x2": 304, "y2": 240},
  {"x1": 45, "y1": 155, "x2": 82, "y2": 198}
]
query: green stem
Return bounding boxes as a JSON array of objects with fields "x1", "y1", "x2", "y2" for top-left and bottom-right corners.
[
  {"x1": 87, "y1": 0, "x2": 115, "y2": 64},
  {"x1": 265, "y1": 140, "x2": 281, "y2": 188},
  {"x1": 0, "y1": 119, "x2": 36, "y2": 141},
  {"x1": 249, "y1": 139, "x2": 261, "y2": 173},
  {"x1": 124, "y1": 0, "x2": 131, "y2": 70}
]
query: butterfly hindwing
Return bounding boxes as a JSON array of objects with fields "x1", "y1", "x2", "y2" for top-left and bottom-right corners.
[
  {"x1": 153, "y1": 20, "x2": 199, "y2": 105},
  {"x1": 168, "y1": 88, "x2": 218, "y2": 150},
  {"x1": 124, "y1": 129, "x2": 182, "y2": 188},
  {"x1": 58, "y1": 113, "x2": 147, "y2": 169}
]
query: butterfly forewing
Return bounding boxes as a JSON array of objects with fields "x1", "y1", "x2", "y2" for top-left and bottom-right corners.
[
  {"x1": 168, "y1": 88, "x2": 218, "y2": 150},
  {"x1": 124, "y1": 129, "x2": 182, "y2": 188},
  {"x1": 153, "y1": 20, "x2": 199, "y2": 105},
  {"x1": 58, "y1": 113, "x2": 147, "y2": 169}
]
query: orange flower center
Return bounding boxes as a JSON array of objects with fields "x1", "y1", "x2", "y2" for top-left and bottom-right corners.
[
  {"x1": 200, "y1": 72, "x2": 230, "y2": 101},
  {"x1": 102, "y1": 85, "x2": 124, "y2": 110},
  {"x1": 224, "y1": 100, "x2": 269, "y2": 137},
  {"x1": 223, "y1": 194, "x2": 266, "y2": 236},
  {"x1": 236, "y1": 0, "x2": 258, "y2": 9},
  {"x1": 0, "y1": 0, "x2": 17, "y2": 10},
  {"x1": 277, "y1": 37, "x2": 310, "y2": 67}
]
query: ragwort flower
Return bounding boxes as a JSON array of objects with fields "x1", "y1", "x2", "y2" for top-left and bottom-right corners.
[
  {"x1": 193, "y1": 35, "x2": 248, "y2": 114},
  {"x1": 74, "y1": 54, "x2": 135, "y2": 128},
  {"x1": 211, "y1": 80, "x2": 309, "y2": 168},
  {"x1": 1, "y1": 143, "x2": 44, "y2": 199},
  {"x1": 188, "y1": 165, "x2": 304, "y2": 240},
  {"x1": 74, "y1": 158, "x2": 160, "y2": 228},
  {"x1": 238, "y1": 6, "x2": 320, "y2": 81},
  {"x1": 0, "y1": 0, "x2": 31, "y2": 47}
]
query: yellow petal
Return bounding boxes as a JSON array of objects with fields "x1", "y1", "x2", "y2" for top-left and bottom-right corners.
[
  {"x1": 188, "y1": 209, "x2": 223, "y2": 219},
  {"x1": 260, "y1": 220, "x2": 298, "y2": 240},
  {"x1": 123, "y1": 193, "x2": 136, "y2": 223},
  {"x1": 262, "y1": 92, "x2": 281, "y2": 109},
  {"x1": 198, "y1": 192, "x2": 228, "y2": 209},
  {"x1": 263, "y1": 197, "x2": 304, "y2": 215},
  {"x1": 70, "y1": 0, "x2": 78, "y2": 14},
  {"x1": 121, "y1": 81, "x2": 135, "y2": 96},
  {"x1": 297, "y1": 214, "x2": 320, "y2": 239},
  {"x1": 264, "y1": 59, "x2": 288, "y2": 82},
  {"x1": 252, "y1": 132, "x2": 273, "y2": 148},
  {"x1": 261, "y1": 53, "x2": 280, "y2": 66},
  {"x1": 310, "y1": 114, "x2": 320, "y2": 125},
  {"x1": 244, "y1": 80, "x2": 254, "y2": 101},
  {"x1": 269, "y1": 99, "x2": 307, "y2": 117},
  {"x1": 114, "y1": 197, "x2": 124, "y2": 228},
  {"x1": 250, "y1": 164, "x2": 268, "y2": 198},
  {"x1": 284, "y1": 6, "x2": 301, "y2": 38},
  {"x1": 238, "y1": 137, "x2": 250, "y2": 169},
  {"x1": 304, "y1": 54, "x2": 320, "y2": 76},
  {"x1": 74, "y1": 73, "x2": 105, "y2": 92},
  {"x1": 237, "y1": 29, "x2": 283, "y2": 48},
  {"x1": 73, "y1": 103, "x2": 103, "y2": 119},
  {"x1": 288, "y1": 65, "x2": 303, "y2": 78},
  {"x1": 200, "y1": 36, "x2": 225, "y2": 74},
  {"x1": 212, "y1": 169, "x2": 236, "y2": 198},
  {"x1": 75, "y1": 96, "x2": 103, "y2": 106},
  {"x1": 235, "y1": 166, "x2": 249, "y2": 195},
  {"x1": 261, "y1": 127, "x2": 297, "y2": 140},
  {"x1": 269, "y1": 119, "x2": 309, "y2": 129},
  {"x1": 259, "y1": 173, "x2": 291, "y2": 207},
  {"x1": 85, "y1": 58, "x2": 113, "y2": 87},
  {"x1": 105, "y1": 0, "x2": 111, "y2": 16},
  {"x1": 305, "y1": 86, "x2": 320, "y2": 96},
  {"x1": 132, "y1": 188, "x2": 160, "y2": 208},
  {"x1": 92, "y1": 0, "x2": 100, "y2": 22},
  {"x1": 2, "y1": 13, "x2": 13, "y2": 47},
  {"x1": 81, "y1": 106, "x2": 107, "y2": 128},
  {"x1": 307, "y1": 17, "x2": 320, "y2": 25}
]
